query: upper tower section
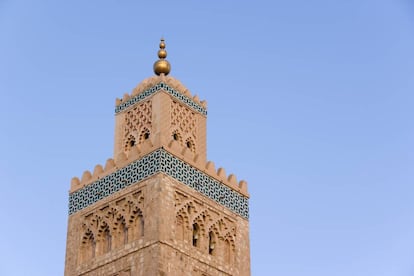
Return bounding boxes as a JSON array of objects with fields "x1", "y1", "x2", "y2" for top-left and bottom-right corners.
[{"x1": 113, "y1": 39, "x2": 208, "y2": 163}]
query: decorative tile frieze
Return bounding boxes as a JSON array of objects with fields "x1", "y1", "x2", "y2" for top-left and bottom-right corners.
[
  {"x1": 68, "y1": 149, "x2": 249, "y2": 219},
  {"x1": 115, "y1": 82, "x2": 207, "y2": 116}
]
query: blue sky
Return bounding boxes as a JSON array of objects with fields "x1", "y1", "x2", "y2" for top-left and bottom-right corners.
[{"x1": 1, "y1": 1, "x2": 414, "y2": 275}]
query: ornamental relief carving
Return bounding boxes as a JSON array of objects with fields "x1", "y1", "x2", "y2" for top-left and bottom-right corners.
[
  {"x1": 171, "y1": 101, "x2": 197, "y2": 152},
  {"x1": 123, "y1": 100, "x2": 152, "y2": 153},
  {"x1": 174, "y1": 191, "x2": 236, "y2": 264},
  {"x1": 78, "y1": 191, "x2": 144, "y2": 264}
]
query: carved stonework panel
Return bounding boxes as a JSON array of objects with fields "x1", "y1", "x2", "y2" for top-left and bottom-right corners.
[
  {"x1": 78, "y1": 191, "x2": 144, "y2": 264},
  {"x1": 123, "y1": 100, "x2": 152, "y2": 153},
  {"x1": 171, "y1": 101, "x2": 197, "y2": 152},
  {"x1": 174, "y1": 190, "x2": 237, "y2": 265}
]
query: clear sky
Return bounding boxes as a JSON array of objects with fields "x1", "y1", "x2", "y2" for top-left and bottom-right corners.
[{"x1": 1, "y1": 1, "x2": 414, "y2": 275}]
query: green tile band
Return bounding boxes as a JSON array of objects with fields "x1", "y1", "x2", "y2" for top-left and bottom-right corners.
[
  {"x1": 68, "y1": 149, "x2": 248, "y2": 219},
  {"x1": 115, "y1": 82, "x2": 207, "y2": 116}
]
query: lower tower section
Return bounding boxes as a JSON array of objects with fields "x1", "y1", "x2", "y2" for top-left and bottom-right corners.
[{"x1": 65, "y1": 148, "x2": 250, "y2": 276}]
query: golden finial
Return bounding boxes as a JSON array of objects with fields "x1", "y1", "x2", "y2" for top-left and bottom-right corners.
[{"x1": 153, "y1": 38, "x2": 171, "y2": 75}]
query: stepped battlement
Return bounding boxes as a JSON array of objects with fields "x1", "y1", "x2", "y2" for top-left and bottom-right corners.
[{"x1": 70, "y1": 132, "x2": 248, "y2": 198}]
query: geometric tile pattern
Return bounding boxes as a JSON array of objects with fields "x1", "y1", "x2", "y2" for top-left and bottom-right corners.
[
  {"x1": 69, "y1": 149, "x2": 249, "y2": 219},
  {"x1": 115, "y1": 82, "x2": 207, "y2": 116}
]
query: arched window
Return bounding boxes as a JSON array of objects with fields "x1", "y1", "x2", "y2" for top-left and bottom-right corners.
[
  {"x1": 80, "y1": 230, "x2": 95, "y2": 263},
  {"x1": 224, "y1": 239, "x2": 232, "y2": 264},
  {"x1": 139, "y1": 216, "x2": 145, "y2": 237},
  {"x1": 128, "y1": 209, "x2": 144, "y2": 241},
  {"x1": 176, "y1": 215, "x2": 185, "y2": 241},
  {"x1": 192, "y1": 223, "x2": 200, "y2": 247},
  {"x1": 124, "y1": 135, "x2": 137, "y2": 153},
  {"x1": 185, "y1": 138, "x2": 195, "y2": 152},
  {"x1": 112, "y1": 216, "x2": 127, "y2": 250},
  {"x1": 208, "y1": 231, "x2": 216, "y2": 255},
  {"x1": 172, "y1": 131, "x2": 181, "y2": 142},
  {"x1": 123, "y1": 226, "x2": 128, "y2": 245},
  {"x1": 139, "y1": 128, "x2": 150, "y2": 142},
  {"x1": 104, "y1": 228, "x2": 112, "y2": 253}
]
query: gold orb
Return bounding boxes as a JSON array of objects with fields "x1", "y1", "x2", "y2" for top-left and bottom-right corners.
[
  {"x1": 160, "y1": 41, "x2": 166, "y2": 49},
  {"x1": 153, "y1": 59, "x2": 171, "y2": 75},
  {"x1": 158, "y1": 49, "x2": 167, "y2": 59}
]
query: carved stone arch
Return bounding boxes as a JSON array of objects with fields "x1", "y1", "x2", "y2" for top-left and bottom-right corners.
[
  {"x1": 208, "y1": 230, "x2": 217, "y2": 256},
  {"x1": 178, "y1": 200, "x2": 199, "y2": 222},
  {"x1": 222, "y1": 225, "x2": 236, "y2": 241},
  {"x1": 176, "y1": 206, "x2": 191, "y2": 229},
  {"x1": 170, "y1": 100, "x2": 197, "y2": 140},
  {"x1": 192, "y1": 210, "x2": 209, "y2": 234},
  {"x1": 175, "y1": 214, "x2": 186, "y2": 242},
  {"x1": 215, "y1": 218, "x2": 229, "y2": 237},
  {"x1": 138, "y1": 126, "x2": 151, "y2": 143},
  {"x1": 171, "y1": 129, "x2": 183, "y2": 144},
  {"x1": 184, "y1": 136, "x2": 196, "y2": 153},
  {"x1": 85, "y1": 213, "x2": 104, "y2": 235},
  {"x1": 124, "y1": 134, "x2": 137, "y2": 153},
  {"x1": 104, "y1": 205, "x2": 122, "y2": 230},
  {"x1": 222, "y1": 232, "x2": 236, "y2": 265},
  {"x1": 79, "y1": 228, "x2": 96, "y2": 263},
  {"x1": 120, "y1": 196, "x2": 141, "y2": 220},
  {"x1": 134, "y1": 191, "x2": 145, "y2": 208},
  {"x1": 112, "y1": 212, "x2": 128, "y2": 249},
  {"x1": 191, "y1": 210, "x2": 211, "y2": 249},
  {"x1": 126, "y1": 205, "x2": 143, "y2": 227},
  {"x1": 207, "y1": 222, "x2": 221, "y2": 238},
  {"x1": 95, "y1": 220, "x2": 112, "y2": 256},
  {"x1": 126, "y1": 206, "x2": 144, "y2": 241},
  {"x1": 81, "y1": 220, "x2": 96, "y2": 237},
  {"x1": 223, "y1": 232, "x2": 236, "y2": 247},
  {"x1": 197, "y1": 209, "x2": 216, "y2": 231}
]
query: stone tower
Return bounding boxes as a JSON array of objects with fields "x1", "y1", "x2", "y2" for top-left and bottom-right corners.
[{"x1": 64, "y1": 39, "x2": 250, "y2": 276}]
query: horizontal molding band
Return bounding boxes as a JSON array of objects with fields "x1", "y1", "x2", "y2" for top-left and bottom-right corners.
[
  {"x1": 69, "y1": 149, "x2": 249, "y2": 219},
  {"x1": 115, "y1": 82, "x2": 207, "y2": 116}
]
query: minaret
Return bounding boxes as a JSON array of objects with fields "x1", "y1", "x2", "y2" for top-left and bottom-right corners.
[{"x1": 65, "y1": 39, "x2": 250, "y2": 276}]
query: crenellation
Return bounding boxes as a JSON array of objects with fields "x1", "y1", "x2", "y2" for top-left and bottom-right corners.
[
  {"x1": 238, "y1": 180, "x2": 248, "y2": 195},
  {"x1": 205, "y1": 161, "x2": 216, "y2": 176},
  {"x1": 182, "y1": 88, "x2": 191, "y2": 97},
  {"x1": 122, "y1": 93, "x2": 130, "y2": 101},
  {"x1": 71, "y1": 177, "x2": 81, "y2": 190},
  {"x1": 71, "y1": 140, "x2": 249, "y2": 198},
  {"x1": 193, "y1": 95, "x2": 200, "y2": 103},
  {"x1": 227, "y1": 174, "x2": 237, "y2": 187},
  {"x1": 104, "y1": 158, "x2": 116, "y2": 171},
  {"x1": 217, "y1": 167, "x2": 226, "y2": 182},
  {"x1": 81, "y1": 170, "x2": 92, "y2": 185},
  {"x1": 92, "y1": 164, "x2": 104, "y2": 180},
  {"x1": 120, "y1": 75, "x2": 207, "y2": 114}
]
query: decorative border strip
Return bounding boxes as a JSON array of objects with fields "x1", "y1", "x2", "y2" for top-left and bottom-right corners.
[
  {"x1": 68, "y1": 149, "x2": 249, "y2": 219},
  {"x1": 115, "y1": 82, "x2": 207, "y2": 116}
]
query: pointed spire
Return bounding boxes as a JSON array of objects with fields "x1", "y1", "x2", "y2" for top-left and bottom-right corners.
[{"x1": 153, "y1": 38, "x2": 171, "y2": 76}]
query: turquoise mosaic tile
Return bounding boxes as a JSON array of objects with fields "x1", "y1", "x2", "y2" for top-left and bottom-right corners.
[
  {"x1": 115, "y1": 82, "x2": 207, "y2": 116},
  {"x1": 69, "y1": 149, "x2": 248, "y2": 219}
]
